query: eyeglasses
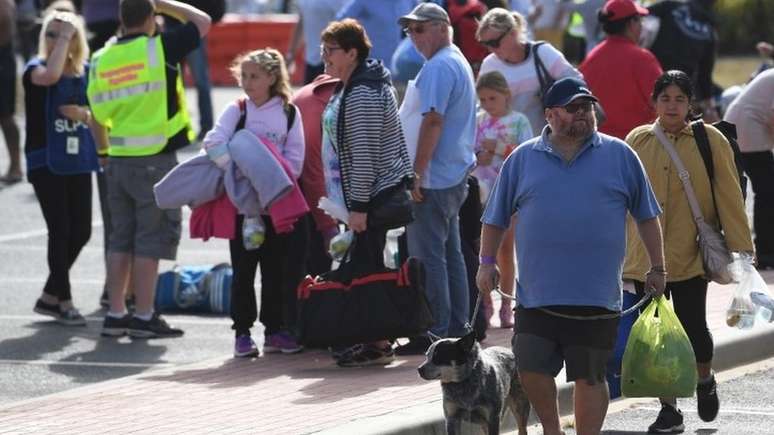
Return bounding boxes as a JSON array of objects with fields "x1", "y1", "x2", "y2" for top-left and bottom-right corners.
[
  {"x1": 562, "y1": 101, "x2": 594, "y2": 114},
  {"x1": 479, "y1": 29, "x2": 511, "y2": 49},
  {"x1": 320, "y1": 45, "x2": 343, "y2": 56},
  {"x1": 44, "y1": 31, "x2": 60, "y2": 39},
  {"x1": 403, "y1": 21, "x2": 440, "y2": 36}
]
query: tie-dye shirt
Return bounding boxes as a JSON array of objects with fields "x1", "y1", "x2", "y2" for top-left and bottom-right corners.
[{"x1": 473, "y1": 109, "x2": 533, "y2": 202}]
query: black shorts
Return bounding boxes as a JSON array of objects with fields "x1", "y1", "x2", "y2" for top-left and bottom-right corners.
[
  {"x1": 512, "y1": 305, "x2": 619, "y2": 384},
  {"x1": 0, "y1": 45, "x2": 16, "y2": 117}
]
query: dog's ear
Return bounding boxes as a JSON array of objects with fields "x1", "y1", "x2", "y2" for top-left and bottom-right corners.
[{"x1": 456, "y1": 331, "x2": 477, "y2": 352}]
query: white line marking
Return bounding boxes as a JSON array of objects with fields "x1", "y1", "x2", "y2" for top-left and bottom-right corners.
[
  {"x1": 0, "y1": 359, "x2": 174, "y2": 369},
  {"x1": 0, "y1": 314, "x2": 231, "y2": 325},
  {"x1": 0, "y1": 221, "x2": 103, "y2": 243}
]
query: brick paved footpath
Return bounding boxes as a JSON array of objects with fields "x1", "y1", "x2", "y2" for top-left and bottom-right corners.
[{"x1": 1, "y1": 272, "x2": 773, "y2": 434}]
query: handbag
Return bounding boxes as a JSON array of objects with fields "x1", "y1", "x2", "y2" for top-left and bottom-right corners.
[
  {"x1": 653, "y1": 124, "x2": 734, "y2": 284},
  {"x1": 296, "y1": 244, "x2": 433, "y2": 347},
  {"x1": 367, "y1": 182, "x2": 414, "y2": 230}
]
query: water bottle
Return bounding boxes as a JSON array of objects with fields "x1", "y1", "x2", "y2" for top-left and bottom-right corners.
[
  {"x1": 750, "y1": 292, "x2": 774, "y2": 323},
  {"x1": 242, "y1": 216, "x2": 266, "y2": 250}
]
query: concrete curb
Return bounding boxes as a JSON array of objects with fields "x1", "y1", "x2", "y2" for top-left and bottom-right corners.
[{"x1": 323, "y1": 323, "x2": 774, "y2": 435}]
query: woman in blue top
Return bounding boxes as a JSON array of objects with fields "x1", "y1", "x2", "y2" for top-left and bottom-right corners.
[{"x1": 24, "y1": 11, "x2": 102, "y2": 326}]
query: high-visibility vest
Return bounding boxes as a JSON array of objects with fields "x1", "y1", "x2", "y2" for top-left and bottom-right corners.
[{"x1": 87, "y1": 35, "x2": 193, "y2": 157}]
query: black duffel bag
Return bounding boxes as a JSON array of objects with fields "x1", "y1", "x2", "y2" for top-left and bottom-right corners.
[
  {"x1": 296, "y1": 255, "x2": 432, "y2": 348},
  {"x1": 367, "y1": 179, "x2": 414, "y2": 230}
]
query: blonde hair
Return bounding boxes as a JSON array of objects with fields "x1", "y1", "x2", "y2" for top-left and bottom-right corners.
[
  {"x1": 229, "y1": 48, "x2": 292, "y2": 105},
  {"x1": 477, "y1": 8, "x2": 528, "y2": 44},
  {"x1": 38, "y1": 11, "x2": 89, "y2": 76},
  {"x1": 476, "y1": 71, "x2": 511, "y2": 99}
]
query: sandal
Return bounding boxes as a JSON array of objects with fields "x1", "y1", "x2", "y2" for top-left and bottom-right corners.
[{"x1": 337, "y1": 344, "x2": 395, "y2": 367}]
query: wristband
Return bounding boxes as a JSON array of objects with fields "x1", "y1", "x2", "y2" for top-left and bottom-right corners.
[
  {"x1": 479, "y1": 255, "x2": 496, "y2": 265},
  {"x1": 97, "y1": 149, "x2": 109, "y2": 157}
]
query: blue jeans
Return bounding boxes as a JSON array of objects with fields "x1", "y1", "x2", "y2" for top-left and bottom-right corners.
[
  {"x1": 187, "y1": 37, "x2": 213, "y2": 135},
  {"x1": 407, "y1": 178, "x2": 470, "y2": 337}
]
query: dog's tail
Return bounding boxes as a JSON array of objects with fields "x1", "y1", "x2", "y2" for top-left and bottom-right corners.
[{"x1": 507, "y1": 376, "x2": 531, "y2": 434}]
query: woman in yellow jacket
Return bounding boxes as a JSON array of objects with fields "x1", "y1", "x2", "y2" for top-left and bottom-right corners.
[{"x1": 623, "y1": 70, "x2": 754, "y2": 434}]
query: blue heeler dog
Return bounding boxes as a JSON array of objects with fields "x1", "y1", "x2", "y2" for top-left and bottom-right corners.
[{"x1": 418, "y1": 331, "x2": 530, "y2": 434}]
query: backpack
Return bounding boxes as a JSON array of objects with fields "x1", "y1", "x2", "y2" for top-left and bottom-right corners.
[
  {"x1": 235, "y1": 98, "x2": 297, "y2": 133},
  {"x1": 691, "y1": 120, "x2": 748, "y2": 203},
  {"x1": 447, "y1": 0, "x2": 489, "y2": 71},
  {"x1": 155, "y1": 264, "x2": 233, "y2": 313}
]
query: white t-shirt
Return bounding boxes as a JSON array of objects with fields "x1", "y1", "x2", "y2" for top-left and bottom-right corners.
[
  {"x1": 479, "y1": 42, "x2": 582, "y2": 133},
  {"x1": 297, "y1": 0, "x2": 350, "y2": 66},
  {"x1": 724, "y1": 68, "x2": 774, "y2": 153}
]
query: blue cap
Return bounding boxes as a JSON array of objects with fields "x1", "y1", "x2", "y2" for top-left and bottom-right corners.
[{"x1": 543, "y1": 77, "x2": 598, "y2": 108}]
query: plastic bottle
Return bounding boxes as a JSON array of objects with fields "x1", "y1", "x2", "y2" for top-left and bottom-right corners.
[{"x1": 242, "y1": 216, "x2": 266, "y2": 250}]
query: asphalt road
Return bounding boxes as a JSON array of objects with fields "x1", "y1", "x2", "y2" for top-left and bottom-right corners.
[
  {"x1": 518, "y1": 357, "x2": 774, "y2": 435},
  {"x1": 0, "y1": 88, "x2": 246, "y2": 406}
]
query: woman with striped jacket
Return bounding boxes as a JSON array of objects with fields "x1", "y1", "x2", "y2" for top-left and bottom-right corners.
[{"x1": 319, "y1": 18, "x2": 414, "y2": 367}]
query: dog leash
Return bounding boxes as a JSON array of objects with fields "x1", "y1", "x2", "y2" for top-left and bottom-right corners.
[{"x1": 492, "y1": 286, "x2": 653, "y2": 321}]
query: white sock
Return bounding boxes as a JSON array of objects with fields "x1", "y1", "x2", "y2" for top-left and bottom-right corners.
[
  {"x1": 698, "y1": 373, "x2": 715, "y2": 384},
  {"x1": 107, "y1": 311, "x2": 126, "y2": 318},
  {"x1": 134, "y1": 311, "x2": 153, "y2": 321}
]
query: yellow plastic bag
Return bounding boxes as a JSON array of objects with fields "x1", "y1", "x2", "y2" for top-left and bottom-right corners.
[{"x1": 621, "y1": 295, "x2": 697, "y2": 398}]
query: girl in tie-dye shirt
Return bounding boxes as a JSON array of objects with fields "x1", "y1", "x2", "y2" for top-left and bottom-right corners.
[{"x1": 473, "y1": 71, "x2": 532, "y2": 329}]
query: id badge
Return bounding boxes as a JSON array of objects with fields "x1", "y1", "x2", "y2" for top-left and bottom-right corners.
[{"x1": 66, "y1": 136, "x2": 79, "y2": 155}]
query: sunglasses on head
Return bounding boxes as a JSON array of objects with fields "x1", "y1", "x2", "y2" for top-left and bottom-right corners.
[
  {"x1": 479, "y1": 29, "x2": 510, "y2": 49},
  {"x1": 562, "y1": 100, "x2": 594, "y2": 114}
]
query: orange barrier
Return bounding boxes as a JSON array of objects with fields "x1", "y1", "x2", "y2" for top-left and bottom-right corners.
[{"x1": 184, "y1": 13, "x2": 305, "y2": 87}]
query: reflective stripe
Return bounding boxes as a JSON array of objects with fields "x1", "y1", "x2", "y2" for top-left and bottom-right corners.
[
  {"x1": 110, "y1": 134, "x2": 166, "y2": 147},
  {"x1": 90, "y1": 81, "x2": 164, "y2": 104},
  {"x1": 147, "y1": 37, "x2": 159, "y2": 68}
]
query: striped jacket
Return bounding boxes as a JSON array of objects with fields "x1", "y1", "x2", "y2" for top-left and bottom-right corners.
[{"x1": 333, "y1": 59, "x2": 413, "y2": 212}]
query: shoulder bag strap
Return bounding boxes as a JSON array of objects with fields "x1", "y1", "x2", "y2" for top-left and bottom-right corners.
[
  {"x1": 532, "y1": 41, "x2": 552, "y2": 94},
  {"x1": 652, "y1": 124, "x2": 707, "y2": 226}
]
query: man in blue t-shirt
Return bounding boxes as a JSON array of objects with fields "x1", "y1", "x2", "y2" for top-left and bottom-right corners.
[
  {"x1": 395, "y1": 2, "x2": 477, "y2": 355},
  {"x1": 477, "y1": 77, "x2": 666, "y2": 435}
]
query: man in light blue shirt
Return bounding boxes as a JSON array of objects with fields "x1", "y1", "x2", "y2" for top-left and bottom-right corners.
[
  {"x1": 477, "y1": 77, "x2": 666, "y2": 435},
  {"x1": 336, "y1": 0, "x2": 415, "y2": 72},
  {"x1": 395, "y1": 3, "x2": 476, "y2": 354}
]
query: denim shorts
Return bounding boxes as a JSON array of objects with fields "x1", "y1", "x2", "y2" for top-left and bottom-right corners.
[
  {"x1": 106, "y1": 153, "x2": 181, "y2": 260},
  {"x1": 511, "y1": 305, "x2": 619, "y2": 384}
]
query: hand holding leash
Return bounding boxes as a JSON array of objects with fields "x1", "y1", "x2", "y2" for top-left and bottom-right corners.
[
  {"x1": 644, "y1": 266, "x2": 667, "y2": 297},
  {"x1": 476, "y1": 263, "x2": 500, "y2": 294}
]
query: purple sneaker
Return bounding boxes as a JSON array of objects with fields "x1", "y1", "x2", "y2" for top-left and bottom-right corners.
[
  {"x1": 234, "y1": 335, "x2": 259, "y2": 357},
  {"x1": 263, "y1": 332, "x2": 303, "y2": 354}
]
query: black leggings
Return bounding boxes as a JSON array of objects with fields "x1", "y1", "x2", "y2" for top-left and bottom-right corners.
[
  {"x1": 229, "y1": 214, "x2": 310, "y2": 337},
  {"x1": 30, "y1": 169, "x2": 93, "y2": 302},
  {"x1": 635, "y1": 276, "x2": 713, "y2": 363}
]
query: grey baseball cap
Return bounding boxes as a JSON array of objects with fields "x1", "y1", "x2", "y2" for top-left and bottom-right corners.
[{"x1": 398, "y1": 2, "x2": 450, "y2": 27}]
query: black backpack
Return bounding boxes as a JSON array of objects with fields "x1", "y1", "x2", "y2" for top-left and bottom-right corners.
[{"x1": 691, "y1": 120, "x2": 747, "y2": 203}]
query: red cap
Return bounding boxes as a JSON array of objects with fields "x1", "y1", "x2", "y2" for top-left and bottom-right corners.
[{"x1": 602, "y1": 0, "x2": 649, "y2": 21}]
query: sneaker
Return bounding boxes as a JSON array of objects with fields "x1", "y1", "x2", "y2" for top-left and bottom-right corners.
[
  {"x1": 337, "y1": 344, "x2": 395, "y2": 367},
  {"x1": 263, "y1": 332, "x2": 303, "y2": 354},
  {"x1": 394, "y1": 335, "x2": 432, "y2": 356},
  {"x1": 33, "y1": 299, "x2": 60, "y2": 319},
  {"x1": 330, "y1": 344, "x2": 360, "y2": 362},
  {"x1": 234, "y1": 335, "x2": 259, "y2": 358},
  {"x1": 101, "y1": 314, "x2": 132, "y2": 337},
  {"x1": 697, "y1": 374, "x2": 720, "y2": 422},
  {"x1": 128, "y1": 313, "x2": 184, "y2": 338},
  {"x1": 58, "y1": 308, "x2": 87, "y2": 326},
  {"x1": 648, "y1": 404, "x2": 684, "y2": 434}
]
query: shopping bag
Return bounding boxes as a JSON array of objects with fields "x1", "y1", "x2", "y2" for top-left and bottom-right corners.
[
  {"x1": 726, "y1": 255, "x2": 774, "y2": 329},
  {"x1": 296, "y1": 254, "x2": 433, "y2": 348},
  {"x1": 621, "y1": 296, "x2": 697, "y2": 398}
]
